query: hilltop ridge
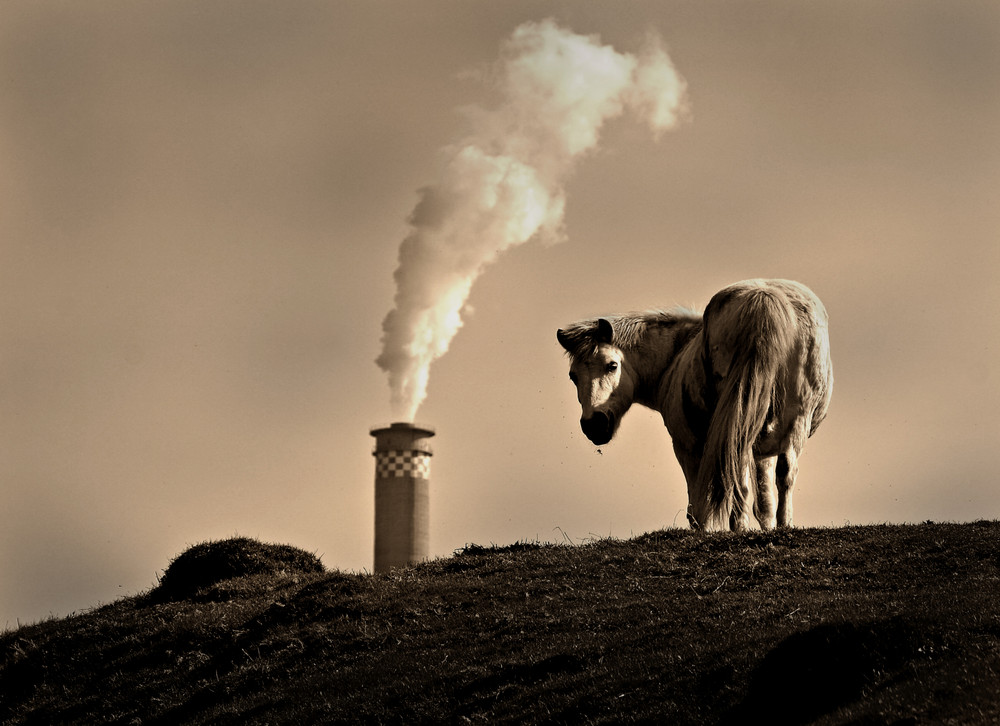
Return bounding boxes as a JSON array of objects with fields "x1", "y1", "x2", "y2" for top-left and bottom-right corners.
[{"x1": 2, "y1": 521, "x2": 999, "y2": 724}]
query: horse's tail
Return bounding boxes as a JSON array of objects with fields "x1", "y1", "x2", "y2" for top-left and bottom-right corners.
[{"x1": 694, "y1": 286, "x2": 797, "y2": 530}]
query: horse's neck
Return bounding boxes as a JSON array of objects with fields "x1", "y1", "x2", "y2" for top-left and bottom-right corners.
[{"x1": 630, "y1": 319, "x2": 703, "y2": 410}]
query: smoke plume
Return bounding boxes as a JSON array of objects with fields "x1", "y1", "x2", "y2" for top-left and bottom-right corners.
[{"x1": 377, "y1": 19, "x2": 688, "y2": 421}]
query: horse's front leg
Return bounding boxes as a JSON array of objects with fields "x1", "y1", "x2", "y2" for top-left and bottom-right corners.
[
  {"x1": 672, "y1": 443, "x2": 702, "y2": 529},
  {"x1": 754, "y1": 455, "x2": 778, "y2": 530}
]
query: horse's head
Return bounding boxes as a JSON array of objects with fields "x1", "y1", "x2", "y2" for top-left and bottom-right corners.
[{"x1": 556, "y1": 317, "x2": 635, "y2": 446}]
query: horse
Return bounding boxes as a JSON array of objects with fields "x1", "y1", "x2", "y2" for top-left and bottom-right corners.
[{"x1": 556, "y1": 278, "x2": 833, "y2": 531}]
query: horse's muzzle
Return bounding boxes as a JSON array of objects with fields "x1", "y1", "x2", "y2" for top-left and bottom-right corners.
[{"x1": 581, "y1": 411, "x2": 614, "y2": 446}]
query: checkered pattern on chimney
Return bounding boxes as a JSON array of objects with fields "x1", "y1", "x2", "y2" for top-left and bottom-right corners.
[{"x1": 375, "y1": 450, "x2": 431, "y2": 479}]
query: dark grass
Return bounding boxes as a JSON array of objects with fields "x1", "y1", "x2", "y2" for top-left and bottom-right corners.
[{"x1": 2, "y1": 522, "x2": 999, "y2": 724}]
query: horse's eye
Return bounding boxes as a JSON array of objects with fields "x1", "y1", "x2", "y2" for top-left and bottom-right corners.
[
  {"x1": 569, "y1": 372, "x2": 578, "y2": 385},
  {"x1": 606, "y1": 361, "x2": 618, "y2": 373}
]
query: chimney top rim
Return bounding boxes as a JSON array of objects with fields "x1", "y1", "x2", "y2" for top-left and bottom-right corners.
[{"x1": 370, "y1": 421, "x2": 436, "y2": 437}]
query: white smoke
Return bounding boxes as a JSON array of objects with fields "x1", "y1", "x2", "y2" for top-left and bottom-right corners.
[{"x1": 377, "y1": 19, "x2": 689, "y2": 421}]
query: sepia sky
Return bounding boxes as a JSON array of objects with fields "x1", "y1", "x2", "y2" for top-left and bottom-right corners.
[{"x1": 2, "y1": 1, "x2": 998, "y2": 627}]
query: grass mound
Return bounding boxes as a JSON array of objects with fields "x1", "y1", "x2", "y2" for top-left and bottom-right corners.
[{"x1": 153, "y1": 536, "x2": 324, "y2": 601}]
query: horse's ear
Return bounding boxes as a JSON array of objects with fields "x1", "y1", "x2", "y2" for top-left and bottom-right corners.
[
  {"x1": 556, "y1": 328, "x2": 572, "y2": 352},
  {"x1": 597, "y1": 318, "x2": 614, "y2": 343}
]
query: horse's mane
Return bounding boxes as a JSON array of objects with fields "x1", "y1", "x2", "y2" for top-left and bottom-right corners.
[{"x1": 560, "y1": 307, "x2": 701, "y2": 358}]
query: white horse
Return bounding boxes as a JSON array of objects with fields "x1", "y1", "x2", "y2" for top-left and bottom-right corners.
[{"x1": 557, "y1": 279, "x2": 833, "y2": 531}]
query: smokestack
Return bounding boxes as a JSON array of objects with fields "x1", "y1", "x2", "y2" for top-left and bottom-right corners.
[{"x1": 370, "y1": 422, "x2": 435, "y2": 573}]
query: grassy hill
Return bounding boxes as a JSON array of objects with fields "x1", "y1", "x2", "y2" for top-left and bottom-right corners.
[{"x1": 2, "y1": 522, "x2": 999, "y2": 724}]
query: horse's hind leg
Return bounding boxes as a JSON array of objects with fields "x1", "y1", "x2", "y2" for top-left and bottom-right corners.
[
  {"x1": 776, "y1": 433, "x2": 805, "y2": 528},
  {"x1": 729, "y1": 466, "x2": 754, "y2": 531},
  {"x1": 754, "y1": 455, "x2": 778, "y2": 530}
]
